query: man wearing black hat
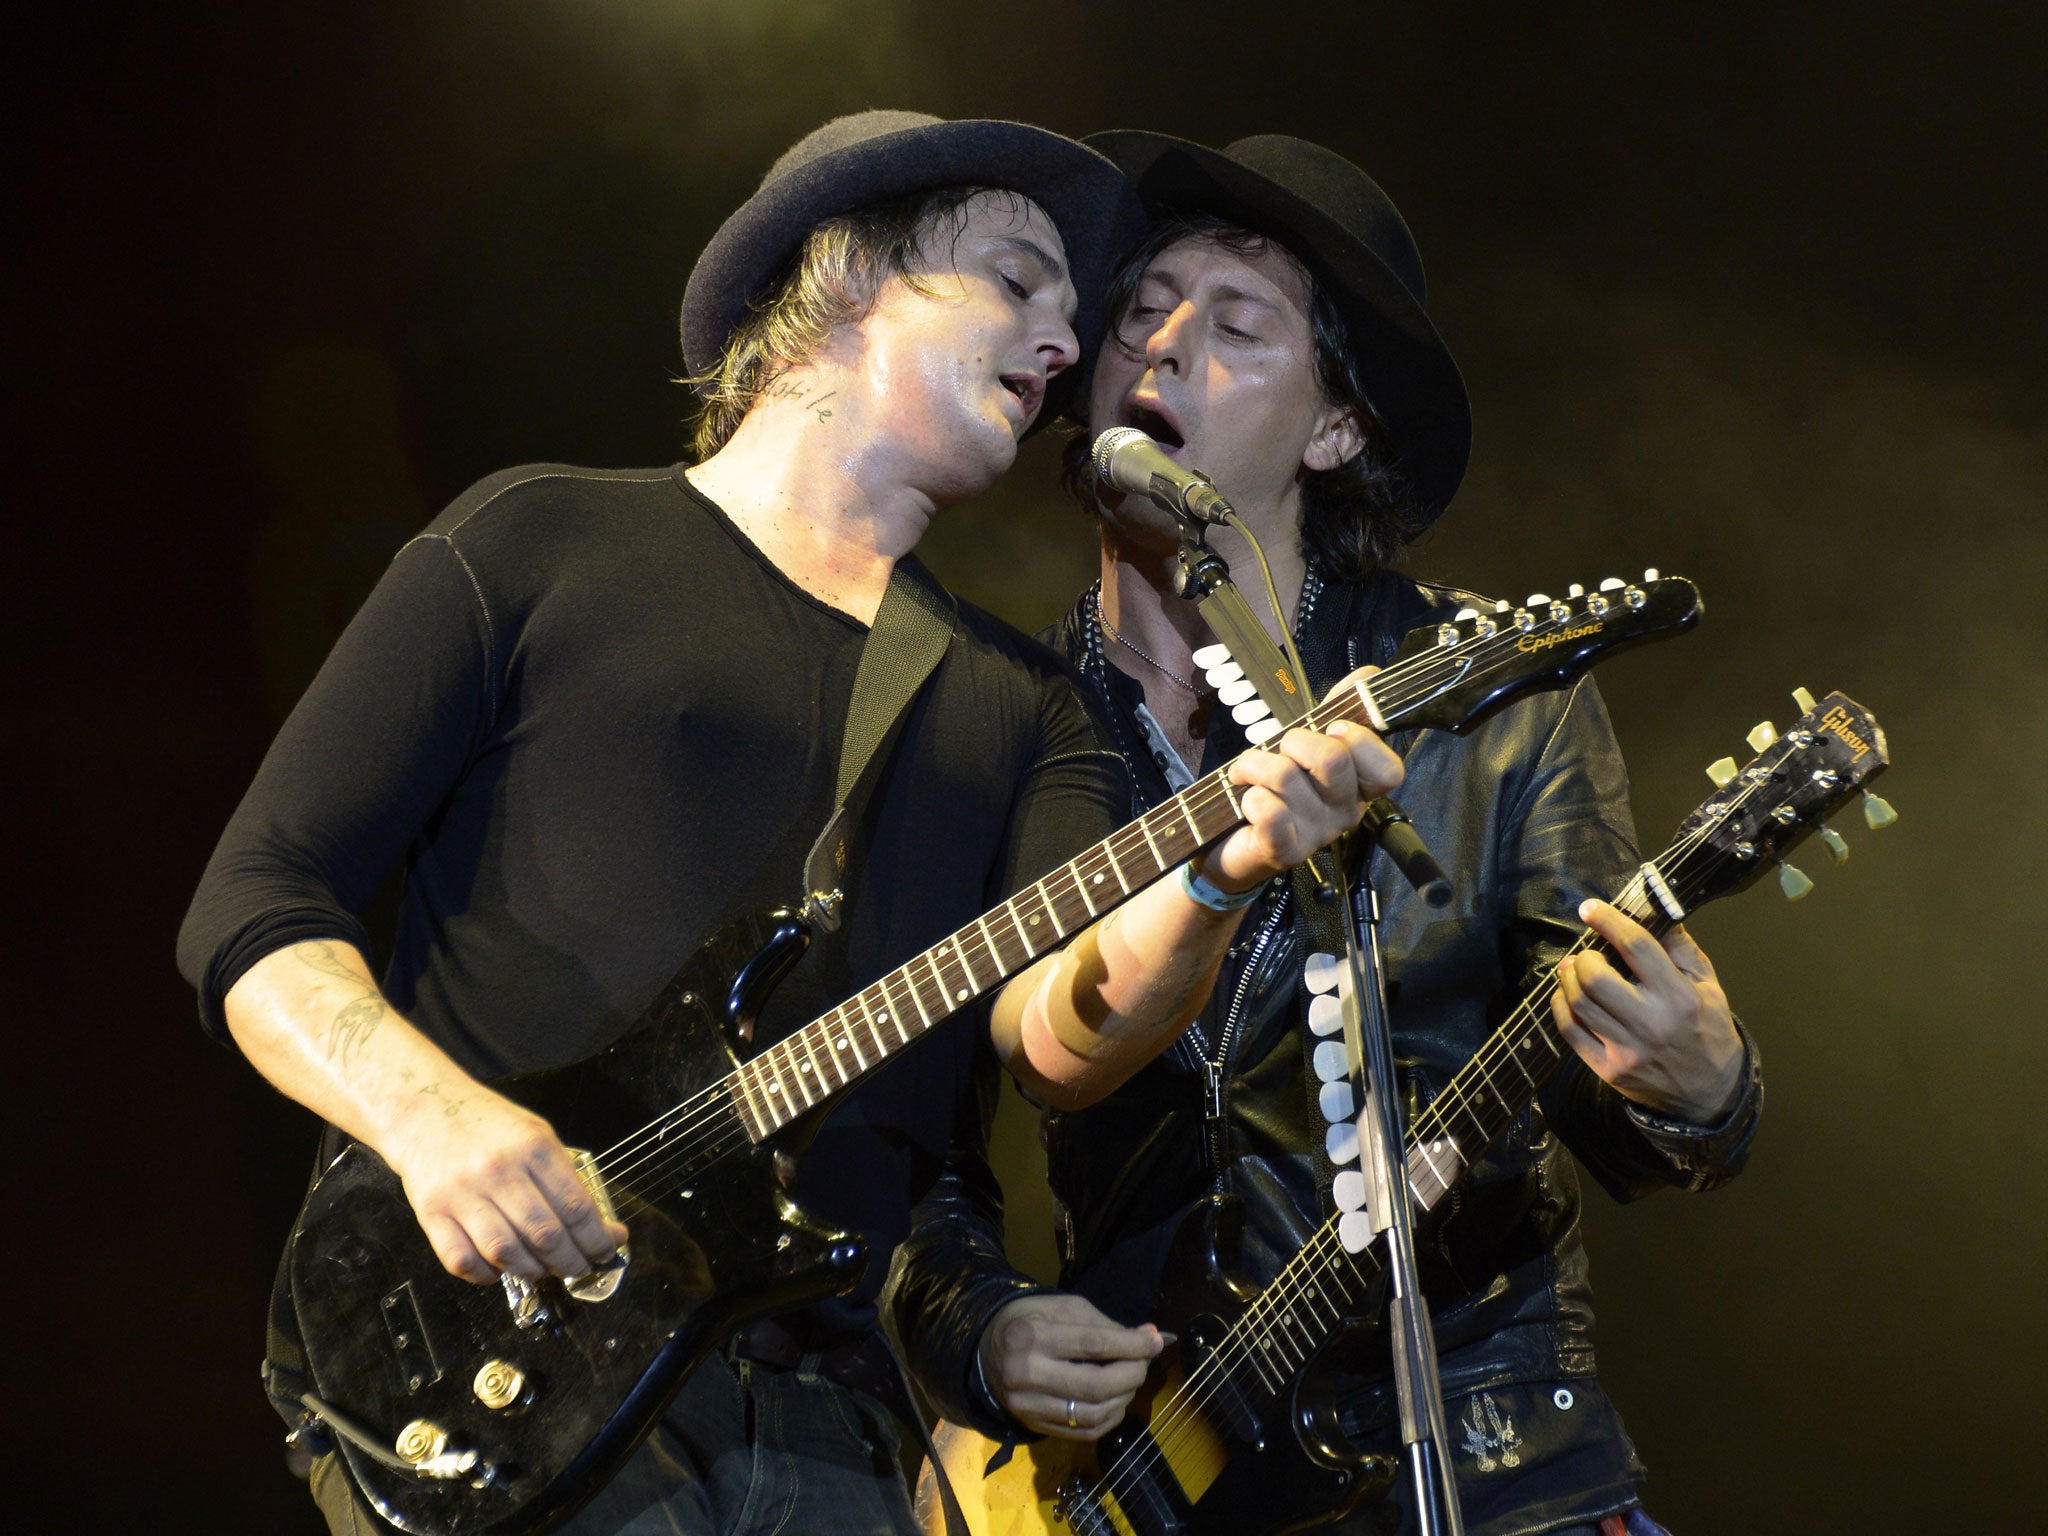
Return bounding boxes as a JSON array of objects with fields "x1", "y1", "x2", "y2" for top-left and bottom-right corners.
[
  {"x1": 177, "y1": 113, "x2": 1406, "y2": 1535},
  {"x1": 888, "y1": 134, "x2": 1763, "y2": 1536}
]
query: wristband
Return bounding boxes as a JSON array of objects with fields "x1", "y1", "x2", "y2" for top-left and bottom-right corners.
[{"x1": 1180, "y1": 859, "x2": 1263, "y2": 913}]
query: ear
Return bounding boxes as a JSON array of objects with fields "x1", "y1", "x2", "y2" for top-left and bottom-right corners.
[{"x1": 1301, "y1": 403, "x2": 1365, "y2": 474}]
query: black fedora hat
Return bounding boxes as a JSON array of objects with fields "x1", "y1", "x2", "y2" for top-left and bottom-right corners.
[
  {"x1": 682, "y1": 111, "x2": 1139, "y2": 419},
  {"x1": 1085, "y1": 130, "x2": 1471, "y2": 524}
]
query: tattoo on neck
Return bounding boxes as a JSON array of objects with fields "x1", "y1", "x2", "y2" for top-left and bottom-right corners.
[{"x1": 762, "y1": 378, "x2": 836, "y2": 421}]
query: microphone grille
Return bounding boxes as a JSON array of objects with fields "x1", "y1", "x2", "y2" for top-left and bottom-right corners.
[{"x1": 1091, "y1": 425, "x2": 1148, "y2": 481}]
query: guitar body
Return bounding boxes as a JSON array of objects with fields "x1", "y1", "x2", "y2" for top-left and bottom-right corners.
[
  {"x1": 922, "y1": 1196, "x2": 1395, "y2": 1536},
  {"x1": 290, "y1": 909, "x2": 868, "y2": 1536}
]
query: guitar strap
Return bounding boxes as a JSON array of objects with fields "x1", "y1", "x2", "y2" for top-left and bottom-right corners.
[
  {"x1": 800, "y1": 555, "x2": 957, "y2": 931},
  {"x1": 1289, "y1": 579, "x2": 1419, "y2": 1221}
]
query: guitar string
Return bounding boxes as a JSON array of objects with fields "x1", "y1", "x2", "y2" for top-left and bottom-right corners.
[
  {"x1": 581, "y1": 619, "x2": 1534, "y2": 1198},
  {"x1": 585, "y1": 620, "x2": 1600, "y2": 1209},
  {"x1": 578, "y1": 601, "x2": 1688, "y2": 1208},
  {"x1": 1108, "y1": 793, "x2": 1760, "y2": 1512},
  {"x1": 1089, "y1": 783, "x2": 1767, "y2": 1516},
  {"x1": 1103, "y1": 758, "x2": 1806, "y2": 1517}
]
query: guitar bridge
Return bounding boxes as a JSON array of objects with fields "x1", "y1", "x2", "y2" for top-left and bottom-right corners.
[{"x1": 563, "y1": 1148, "x2": 629, "y2": 1303}]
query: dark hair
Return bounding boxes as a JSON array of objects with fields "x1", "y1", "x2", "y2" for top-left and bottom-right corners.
[
  {"x1": 1061, "y1": 210, "x2": 1428, "y2": 579},
  {"x1": 688, "y1": 185, "x2": 1014, "y2": 459}
]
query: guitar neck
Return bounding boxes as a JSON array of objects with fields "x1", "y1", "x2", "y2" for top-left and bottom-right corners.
[
  {"x1": 728, "y1": 577, "x2": 1704, "y2": 1140},
  {"x1": 727, "y1": 674, "x2": 1383, "y2": 1140},
  {"x1": 1189, "y1": 862, "x2": 1689, "y2": 1410}
]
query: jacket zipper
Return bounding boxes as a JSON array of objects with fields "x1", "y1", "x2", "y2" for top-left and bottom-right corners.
[{"x1": 1195, "y1": 890, "x2": 1290, "y2": 1191}]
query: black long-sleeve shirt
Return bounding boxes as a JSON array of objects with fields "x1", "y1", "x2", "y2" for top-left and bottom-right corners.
[{"x1": 179, "y1": 462, "x2": 1125, "y2": 1320}]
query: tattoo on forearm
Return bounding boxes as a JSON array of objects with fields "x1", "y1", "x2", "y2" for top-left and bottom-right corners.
[
  {"x1": 294, "y1": 940, "x2": 364, "y2": 984},
  {"x1": 326, "y1": 995, "x2": 387, "y2": 1065},
  {"x1": 417, "y1": 1080, "x2": 469, "y2": 1118}
]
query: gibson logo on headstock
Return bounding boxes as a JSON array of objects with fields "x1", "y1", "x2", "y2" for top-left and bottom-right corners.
[
  {"x1": 1819, "y1": 704, "x2": 1873, "y2": 761},
  {"x1": 1516, "y1": 620, "x2": 1603, "y2": 655}
]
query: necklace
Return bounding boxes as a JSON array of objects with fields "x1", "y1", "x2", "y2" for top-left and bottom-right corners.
[{"x1": 1096, "y1": 588, "x2": 1205, "y2": 696}]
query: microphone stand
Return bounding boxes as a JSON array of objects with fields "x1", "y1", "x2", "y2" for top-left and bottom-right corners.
[{"x1": 1170, "y1": 521, "x2": 1466, "y2": 1536}]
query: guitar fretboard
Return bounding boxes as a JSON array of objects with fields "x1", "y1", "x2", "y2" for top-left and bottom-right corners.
[{"x1": 717, "y1": 579, "x2": 1695, "y2": 1144}]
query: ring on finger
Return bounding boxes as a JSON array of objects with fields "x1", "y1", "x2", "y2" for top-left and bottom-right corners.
[{"x1": 1066, "y1": 1398, "x2": 1079, "y2": 1429}]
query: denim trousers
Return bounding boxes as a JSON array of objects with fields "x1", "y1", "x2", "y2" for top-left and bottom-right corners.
[{"x1": 310, "y1": 1352, "x2": 918, "y2": 1536}]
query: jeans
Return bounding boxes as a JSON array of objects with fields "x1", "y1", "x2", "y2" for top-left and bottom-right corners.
[{"x1": 310, "y1": 1353, "x2": 918, "y2": 1536}]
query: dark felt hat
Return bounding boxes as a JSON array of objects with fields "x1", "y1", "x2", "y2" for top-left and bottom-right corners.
[
  {"x1": 1085, "y1": 131, "x2": 1472, "y2": 523},
  {"x1": 681, "y1": 111, "x2": 1139, "y2": 420}
]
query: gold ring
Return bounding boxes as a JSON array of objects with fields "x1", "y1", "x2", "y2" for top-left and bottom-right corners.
[{"x1": 1066, "y1": 1398, "x2": 1078, "y2": 1429}]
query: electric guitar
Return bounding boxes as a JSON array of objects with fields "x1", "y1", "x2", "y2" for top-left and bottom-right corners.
[
  {"x1": 921, "y1": 689, "x2": 1892, "y2": 1536},
  {"x1": 289, "y1": 574, "x2": 1702, "y2": 1536}
]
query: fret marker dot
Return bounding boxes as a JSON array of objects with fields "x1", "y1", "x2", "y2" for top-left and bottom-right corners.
[
  {"x1": 956, "y1": 989, "x2": 969, "y2": 1001},
  {"x1": 835, "y1": 1038, "x2": 847, "y2": 1050},
  {"x1": 1092, "y1": 873, "x2": 1104, "y2": 884},
  {"x1": 800, "y1": 1062, "x2": 811, "y2": 1073},
  {"x1": 768, "y1": 1082, "x2": 781, "y2": 1094},
  {"x1": 877, "y1": 1013, "x2": 889, "y2": 1024},
  {"x1": 1029, "y1": 915, "x2": 1040, "y2": 925}
]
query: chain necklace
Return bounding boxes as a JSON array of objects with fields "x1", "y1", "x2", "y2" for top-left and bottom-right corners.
[{"x1": 1095, "y1": 588, "x2": 1206, "y2": 696}]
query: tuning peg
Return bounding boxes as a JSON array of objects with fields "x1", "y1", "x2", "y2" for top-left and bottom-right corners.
[
  {"x1": 1792, "y1": 686, "x2": 1818, "y2": 714},
  {"x1": 1746, "y1": 721, "x2": 1778, "y2": 752},
  {"x1": 1495, "y1": 599, "x2": 1511, "y2": 613},
  {"x1": 1862, "y1": 790, "x2": 1898, "y2": 829},
  {"x1": 1778, "y1": 861, "x2": 1814, "y2": 901},
  {"x1": 1706, "y1": 757, "x2": 1739, "y2": 788},
  {"x1": 1454, "y1": 606, "x2": 1480, "y2": 622},
  {"x1": 1567, "y1": 583, "x2": 1585, "y2": 598},
  {"x1": 1598, "y1": 577, "x2": 1625, "y2": 592},
  {"x1": 1526, "y1": 592, "x2": 1551, "y2": 606},
  {"x1": 1643, "y1": 567, "x2": 1661, "y2": 581},
  {"x1": 1817, "y1": 826, "x2": 1850, "y2": 865},
  {"x1": 1191, "y1": 643, "x2": 1233, "y2": 669}
]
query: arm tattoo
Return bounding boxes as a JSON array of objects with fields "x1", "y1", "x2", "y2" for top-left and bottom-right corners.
[
  {"x1": 417, "y1": 1080, "x2": 469, "y2": 1118},
  {"x1": 326, "y1": 994, "x2": 387, "y2": 1065},
  {"x1": 295, "y1": 940, "x2": 365, "y2": 984}
]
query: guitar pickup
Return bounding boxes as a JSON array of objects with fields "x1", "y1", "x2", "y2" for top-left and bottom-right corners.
[{"x1": 380, "y1": 1281, "x2": 443, "y2": 1391}]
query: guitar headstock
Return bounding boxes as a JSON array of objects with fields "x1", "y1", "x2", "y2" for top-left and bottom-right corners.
[
  {"x1": 1664, "y1": 688, "x2": 1893, "y2": 909},
  {"x1": 1386, "y1": 571, "x2": 1703, "y2": 734}
]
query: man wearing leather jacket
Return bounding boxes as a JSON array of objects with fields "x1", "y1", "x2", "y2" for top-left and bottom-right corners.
[{"x1": 885, "y1": 133, "x2": 1764, "y2": 1536}]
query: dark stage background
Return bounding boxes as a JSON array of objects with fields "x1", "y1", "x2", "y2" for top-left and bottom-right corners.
[{"x1": 11, "y1": 4, "x2": 2044, "y2": 1530}]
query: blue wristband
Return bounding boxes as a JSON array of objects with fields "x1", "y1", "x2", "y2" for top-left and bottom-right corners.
[{"x1": 1180, "y1": 859, "x2": 1263, "y2": 913}]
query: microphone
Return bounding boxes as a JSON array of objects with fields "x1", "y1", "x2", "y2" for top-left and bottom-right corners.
[{"x1": 1092, "y1": 426, "x2": 1237, "y2": 527}]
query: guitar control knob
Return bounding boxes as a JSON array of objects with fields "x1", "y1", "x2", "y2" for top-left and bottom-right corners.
[
  {"x1": 396, "y1": 1419, "x2": 451, "y2": 1465},
  {"x1": 1862, "y1": 791, "x2": 1898, "y2": 829},
  {"x1": 474, "y1": 1360, "x2": 530, "y2": 1412}
]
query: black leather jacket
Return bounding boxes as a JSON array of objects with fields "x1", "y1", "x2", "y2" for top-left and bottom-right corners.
[{"x1": 885, "y1": 565, "x2": 1763, "y2": 1448}]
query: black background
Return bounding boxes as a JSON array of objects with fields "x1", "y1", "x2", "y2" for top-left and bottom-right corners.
[{"x1": 10, "y1": 4, "x2": 2044, "y2": 1530}]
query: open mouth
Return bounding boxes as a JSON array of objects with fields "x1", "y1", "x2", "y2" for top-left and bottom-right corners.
[
  {"x1": 1121, "y1": 401, "x2": 1185, "y2": 450},
  {"x1": 999, "y1": 374, "x2": 1043, "y2": 421}
]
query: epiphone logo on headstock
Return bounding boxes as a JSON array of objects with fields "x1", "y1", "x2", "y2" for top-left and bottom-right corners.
[
  {"x1": 1515, "y1": 619, "x2": 1604, "y2": 654},
  {"x1": 1819, "y1": 704, "x2": 1874, "y2": 761}
]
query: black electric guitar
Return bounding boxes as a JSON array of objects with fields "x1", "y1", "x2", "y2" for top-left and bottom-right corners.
[
  {"x1": 922, "y1": 689, "x2": 1892, "y2": 1536},
  {"x1": 289, "y1": 575, "x2": 1702, "y2": 1536}
]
